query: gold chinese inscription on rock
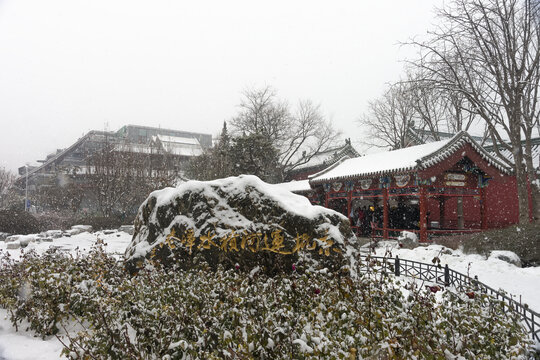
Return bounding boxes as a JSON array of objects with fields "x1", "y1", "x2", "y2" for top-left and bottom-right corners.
[{"x1": 152, "y1": 228, "x2": 341, "y2": 257}]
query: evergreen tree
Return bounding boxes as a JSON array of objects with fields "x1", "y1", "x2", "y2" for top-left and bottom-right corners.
[
  {"x1": 229, "y1": 134, "x2": 279, "y2": 183},
  {"x1": 214, "y1": 122, "x2": 233, "y2": 178}
]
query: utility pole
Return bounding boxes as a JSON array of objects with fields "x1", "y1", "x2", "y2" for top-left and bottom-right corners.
[{"x1": 24, "y1": 164, "x2": 28, "y2": 211}]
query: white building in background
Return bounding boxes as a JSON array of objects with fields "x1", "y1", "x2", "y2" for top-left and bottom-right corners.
[{"x1": 14, "y1": 125, "x2": 212, "y2": 213}]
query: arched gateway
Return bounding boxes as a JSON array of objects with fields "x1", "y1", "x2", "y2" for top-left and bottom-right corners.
[{"x1": 304, "y1": 131, "x2": 530, "y2": 242}]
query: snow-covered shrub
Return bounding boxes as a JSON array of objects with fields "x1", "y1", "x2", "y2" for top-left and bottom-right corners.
[
  {"x1": 0, "y1": 209, "x2": 42, "y2": 235},
  {"x1": 0, "y1": 249, "x2": 528, "y2": 359},
  {"x1": 0, "y1": 249, "x2": 532, "y2": 358},
  {"x1": 458, "y1": 223, "x2": 540, "y2": 267},
  {"x1": 0, "y1": 241, "x2": 123, "y2": 336},
  {"x1": 60, "y1": 265, "x2": 531, "y2": 359}
]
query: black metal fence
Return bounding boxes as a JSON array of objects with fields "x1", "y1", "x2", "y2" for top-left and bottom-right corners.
[{"x1": 358, "y1": 254, "x2": 540, "y2": 344}]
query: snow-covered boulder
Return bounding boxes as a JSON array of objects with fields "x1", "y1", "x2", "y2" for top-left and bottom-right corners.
[
  {"x1": 0, "y1": 232, "x2": 10, "y2": 241},
  {"x1": 5, "y1": 235, "x2": 21, "y2": 243},
  {"x1": 41, "y1": 230, "x2": 64, "y2": 239},
  {"x1": 125, "y1": 175, "x2": 358, "y2": 275},
  {"x1": 18, "y1": 235, "x2": 37, "y2": 247},
  {"x1": 397, "y1": 231, "x2": 418, "y2": 249},
  {"x1": 68, "y1": 225, "x2": 93, "y2": 235},
  {"x1": 489, "y1": 250, "x2": 522, "y2": 268},
  {"x1": 6, "y1": 240, "x2": 20, "y2": 249},
  {"x1": 5, "y1": 234, "x2": 37, "y2": 247}
]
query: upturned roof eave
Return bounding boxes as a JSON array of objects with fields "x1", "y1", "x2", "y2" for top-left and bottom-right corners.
[
  {"x1": 309, "y1": 131, "x2": 513, "y2": 186},
  {"x1": 309, "y1": 167, "x2": 418, "y2": 185},
  {"x1": 417, "y1": 131, "x2": 512, "y2": 175}
]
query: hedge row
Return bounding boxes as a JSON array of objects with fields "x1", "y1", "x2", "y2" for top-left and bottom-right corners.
[{"x1": 0, "y1": 245, "x2": 532, "y2": 359}]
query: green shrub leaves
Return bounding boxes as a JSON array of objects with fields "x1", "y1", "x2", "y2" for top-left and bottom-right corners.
[{"x1": 0, "y1": 245, "x2": 532, "y2": 359}]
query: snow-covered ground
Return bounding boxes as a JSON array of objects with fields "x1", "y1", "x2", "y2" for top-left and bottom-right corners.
[
  {"x1": 0, "y1": 230, "x2": 132, "y2": 360},
  {"x1": 373, "y1": 241, "x2": 540, "y2": 312},
  {"x1": 0, "y1": 307, "x2": 66, "y2": 360},
  {"x1": 0, "y1": 231, "x2": 539, "y2": 359},
  {"x1": 0, "y1": 230, "x2": 132, "y2": 261}
]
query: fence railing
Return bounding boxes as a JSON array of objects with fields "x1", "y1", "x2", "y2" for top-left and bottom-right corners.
[{"x1": 358, "y1": 254, "x2": 540, "y2": 344}]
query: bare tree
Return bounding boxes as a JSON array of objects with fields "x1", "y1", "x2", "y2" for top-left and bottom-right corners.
[
  {"x1": 34, "y1": 183, "x2": 85, "y2": 213},
  {"x1": 359, "y1": 82, "x2": 417, "y2": 149},
  {"x1": 406, "y1": 70, "x2": 482, "y2": 138},
  {"x1": 231, "y1": 86, "x2": 340, "y2": 181},
  {"x1": 230, "y1": 87, "x2": 291, "y2": 143},
  {"x1": 87, "y1": 139, "x2": 133, "y2": 216},
  {"x1": 362, "y1": 69, "x2": 485, "y2": 151},
  {"x1": 278, "y1": 100, "x2": 341, "y2": 180},
  {"x1": 87, "y1": 137, "x2": 176, "y2": 217},
  {"x1": 409, "y1": 0, "x2": 540, "y2": 223},
  {"x1": 0, "y1": 167, "x2": 16, "y2": 208}
]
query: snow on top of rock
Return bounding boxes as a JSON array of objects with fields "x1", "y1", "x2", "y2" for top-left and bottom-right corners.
[
  {"x1": 149, "y1": 175, "x2": 343, "y2": 221},
  {"x1": 126, "y1": 175, "x2": 356, "y2": 275},
  {"x1": 275, "y1": 179, "x2": 311, "y2": 193},
  {"x1": 489, "y1": 250, "x2": 522, "y2": 267},
  {"x1": 397, "y1": 231, "x2": 418, "y2": 243}
]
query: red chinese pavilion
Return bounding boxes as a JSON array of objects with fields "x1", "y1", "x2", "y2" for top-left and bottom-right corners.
[{"x1": 307, "y1": 131, "x2": 531, "y2": 242}]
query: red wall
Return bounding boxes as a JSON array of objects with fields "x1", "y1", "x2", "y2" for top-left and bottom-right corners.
[
  {"x1": 485, "y1": 175, "x2": 519, "y2": 228},
  {"x1": 425, "y1": 197, "x2": 482, "y2": 229},
  {"x1": 417, "y1": 143, "x2": 520, "y2": 229}
]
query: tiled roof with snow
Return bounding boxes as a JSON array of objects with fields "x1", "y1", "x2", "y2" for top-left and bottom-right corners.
[
  {"x1": 486, "y1": 138, "x2": 540, "y2": 170},
  {"x1": 155, "y1": 134, "x2": 200, "y2": 145},
  {"x1": 309, "y1": 131, "x2": 512, "y2": 184},
  {"x1": 293, "y1": 150, "x2": 336, "y2": 171},
  {"x1": 152, "y1": 135, "x2": 203, "y2": 156},
  {"x1": 165, "y1": 144, "x2": 203, "y2": 156},
  {"x1": 407, "y1": 126, "x2": 489, "y2": 146},
  {"x1": 293, "y1": 143, "x2": 360, "y2": 171}
]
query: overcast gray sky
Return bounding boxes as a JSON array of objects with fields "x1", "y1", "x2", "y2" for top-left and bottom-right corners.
[{"x1": 0, "y1": 0, "x2": 442, "y2": 173}]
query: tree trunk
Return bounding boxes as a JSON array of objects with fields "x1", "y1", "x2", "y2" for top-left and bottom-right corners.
[{"x1": 513, "y1": 143, "x2": 531, "y2": 224}]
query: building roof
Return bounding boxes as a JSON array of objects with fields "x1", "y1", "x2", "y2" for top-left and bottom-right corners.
[
  {"x1": 291, "y1": 141, "x2": 360, "y2": 172},
  {"x1": 152, "y1": 135, "x2": 203, "y2": 156},
  {"x1": 117, "y1": 124, "x2": 212, "y2": 148},
  {"x1": 406, "y1": 126, "x2": 489, "y2": 146},
  {"x1": 155, "y1": 134, "x2": 201, "y2": 145},
  {"x1": 17, "y1": 130, "x2": 113, "y2": 181},
  {"x1": 484, "y1": 137, "x2": 540, "y2": 170},
  {"x1": 406, "y1": 125, "x2": 539, "y2": 170},
  {"x1": 309, "y1": 131, "x2": 512, "y2": 184}
]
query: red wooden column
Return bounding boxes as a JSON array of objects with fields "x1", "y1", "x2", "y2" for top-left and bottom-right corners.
[
  {"x1": 439, "y1": 197, "x2": 445, "y2": 229},
  {"x1": 325, "y1": 191, "x2": 329, "y2": 208},
  {"x1": 480, "y1": 186, "x2": 488, "y2": 230},
  {"x1": 419, "y1": 186, "x2": 428, "y2": 242},
  {"x1": 383, "y1": 187, "x2": 389, "y2": 239},
  {"x1": 347, "y1": 190, "x2": 352, "y2": 224}
]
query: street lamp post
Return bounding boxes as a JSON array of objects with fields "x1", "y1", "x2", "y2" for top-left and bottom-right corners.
[{"x1": 25, "y1": 164, "x2": 28, "y2": 211}]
